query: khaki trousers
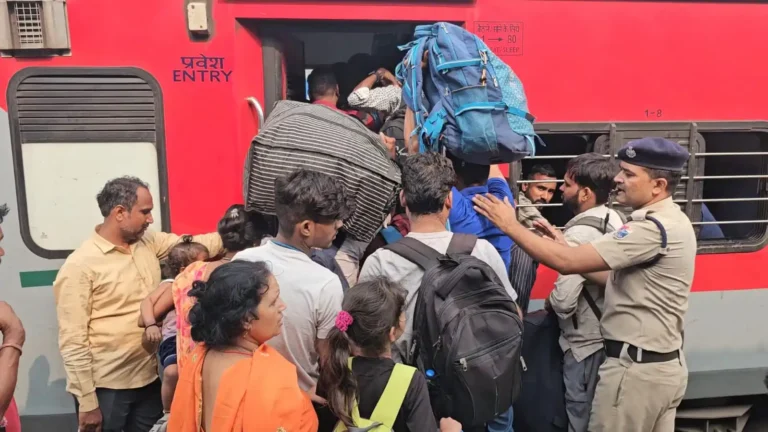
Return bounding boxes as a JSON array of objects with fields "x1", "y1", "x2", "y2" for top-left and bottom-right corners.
[{"x1": 588, "y1": 343, "x2": 688, "y2": 432}]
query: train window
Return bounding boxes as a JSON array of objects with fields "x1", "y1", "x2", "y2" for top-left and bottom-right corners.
[
  {"x1": 0, "y1": 0, "x2": 71, "y2": 55},
  {"x1": 514, "y1": 122, "x2": 768, "y2": 255},
  {"x1": 7, "y1": 67, "x2": 169, "y2": 259},
  {"x1": 695, "y1": 131, "x2": 768, "y2": 254}
]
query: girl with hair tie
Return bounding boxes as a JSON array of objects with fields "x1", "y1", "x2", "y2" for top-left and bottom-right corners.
[{"x1": 318, "y1": 277, "x2": 462, "y2": 432}]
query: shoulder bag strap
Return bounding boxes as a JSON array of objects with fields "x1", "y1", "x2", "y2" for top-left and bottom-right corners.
[
  {"x1": 383, "y1": 237, "x2": 442, "y2": 270},
  {"x1": 568, "y1": 214, "x2": 612, "y2": 327},
  {"x1": 369, "y1": 364, "x2": 417, "y2": 429},
  {"x1": 446, "y1": 233, "x2": 477, "y2": 255}
]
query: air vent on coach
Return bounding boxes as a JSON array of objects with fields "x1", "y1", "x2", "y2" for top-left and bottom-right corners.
[{"x1": 0, "y1": 0, "x2": 70, "y2": 55}]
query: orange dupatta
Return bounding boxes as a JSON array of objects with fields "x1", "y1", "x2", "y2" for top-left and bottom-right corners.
[{"x1": 167, "y1": 344, "x2": 319, "y2": 432}]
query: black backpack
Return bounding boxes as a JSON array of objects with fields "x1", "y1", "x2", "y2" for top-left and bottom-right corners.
[
  {"x1": 384, "y1": 234, "x2": 523, "y2": 428},
  {"x1": 380, "y1": 107, "x2": 407, "y2": 164}
]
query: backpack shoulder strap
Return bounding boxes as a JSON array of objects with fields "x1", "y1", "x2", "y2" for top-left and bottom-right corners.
[
  {"x1": 446, "y1": 233, "x2": 477, "y2": 255},
  {"x1": 383, "y1": 237, "x2": 442, "y2": 270},
  {"x1": 567, "y1": 213, "x2": 612, "y2": 326},
  {"x1": 581, "y1": 288, "x2": 602, "y2": 321},
  {"x1": 369, "y1": 364, "x2": 417, "y2": 429},
  {"x1": 569, "y1": 215, "x2": 608, "y2": 234}
]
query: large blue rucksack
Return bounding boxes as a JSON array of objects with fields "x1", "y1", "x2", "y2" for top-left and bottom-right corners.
[{"x1": 396, "y1": 22, "x2": 537, "y2": 164}]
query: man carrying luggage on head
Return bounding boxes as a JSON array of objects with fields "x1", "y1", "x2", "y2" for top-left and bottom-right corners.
[
  {"x1": 473, "y1": 138, "x2": 695, "y2": 432},
  {"x1": 545, "y1": 153, "x2": 623, "y2": 432}
]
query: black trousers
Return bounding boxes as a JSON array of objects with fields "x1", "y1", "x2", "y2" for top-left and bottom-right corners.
[{"x1": 74, "y1": 379, "x2": 163, "y2": 432}]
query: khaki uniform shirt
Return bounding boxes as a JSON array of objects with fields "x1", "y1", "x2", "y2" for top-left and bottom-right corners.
[
  {"x1": 549, "y1": 205, "x2": 624, "y2": 362},
  {"x1": 54, "y1": 228, "x2": 222, "y2": 412},
  {"x1": 590, "y1": 197, "x2": 696, "y2": 353}
]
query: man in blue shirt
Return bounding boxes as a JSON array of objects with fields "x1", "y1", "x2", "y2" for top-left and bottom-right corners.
[{"x1": 447, "y1": 152, "x2": 514, "y2": 269}]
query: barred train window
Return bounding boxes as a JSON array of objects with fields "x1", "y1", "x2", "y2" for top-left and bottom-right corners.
[
  {"x1": 511, "y1": 122, "x2": 768, "y2": 255},
  {"x1": 8, "y1": 68, "x2": 169, "y2": 259}
]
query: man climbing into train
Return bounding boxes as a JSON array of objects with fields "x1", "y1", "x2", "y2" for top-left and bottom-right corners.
[{"x1": 308, "y1": 65, "x2": 380, "y2": 131}]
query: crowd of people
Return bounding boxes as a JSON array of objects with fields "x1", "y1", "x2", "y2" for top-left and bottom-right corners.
[
  {"x1": 0, "y1": 51, "x2": 701, "y2": 432},
  {"x1": 0, "y1": 142, "x2": 696, "y2": 432}
]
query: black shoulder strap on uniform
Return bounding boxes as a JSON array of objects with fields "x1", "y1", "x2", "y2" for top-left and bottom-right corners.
[
  {"x1": 446, "y1": 233, "x2": 477, "y2": 255},
  {"x1": 635, "y1": 214, "x2": 668, "y2": 268},
  {"x1": 383, "y1": 237, "x2": 442, "y2": 270}
]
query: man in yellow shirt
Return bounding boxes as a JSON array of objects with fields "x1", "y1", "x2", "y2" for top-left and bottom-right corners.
[{"x1": 54, "y1": 177, "x2": 222, "y2": 432}]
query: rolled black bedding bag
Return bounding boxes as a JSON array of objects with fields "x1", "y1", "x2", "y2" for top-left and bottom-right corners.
[{"x1": 244, "y1": 100, "x2": 401, "y2": 243}]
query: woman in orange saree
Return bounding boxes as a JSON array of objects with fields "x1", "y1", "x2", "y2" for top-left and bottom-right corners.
[{"x1": 167, "y1": 260, "x2": 318, "y2": 432}]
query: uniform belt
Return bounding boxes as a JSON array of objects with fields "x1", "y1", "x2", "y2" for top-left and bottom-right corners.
[{"x1": 604, "y1": 340, "x2": 679, "y2": 363}]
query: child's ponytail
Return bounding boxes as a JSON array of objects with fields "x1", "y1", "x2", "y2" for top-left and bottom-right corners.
[
  {"x1": 319, "y1": 312, "x2": 356, "y2": 427},
  {"x1": 319, "y1": 277, "x2": 407, "y2": 427}
]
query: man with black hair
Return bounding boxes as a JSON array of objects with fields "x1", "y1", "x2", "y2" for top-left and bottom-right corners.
[
  {"x1": 347, "y1": 67, "x2": 402, "y2": 120},
  {"x1": 360, "y1": 153, "x2": 517, "y2": 362},
  {"x1": 233, "y1": 169, "x2": 353, "y2": 401},
  {"x1": 510, "y1": 163, "x2": 559, "y2": 313},
  {"x1": 473, "y1": 138, "x2": 695, "y2": 432},
  {"x1": 546, "y1": 153, "x2": 623, "y2": 432},
  {"x1": 54, "y1": 177, "x2": 223, "y2": 432},
  {"x1": 518, "y1": 163, "x2": 557, "y2": 227},
  {"x1": 309, "y1": 66, "x2": 379, "y2": 132},
  {"x1": 359, "y1": 153, "x2": 520, "y2": 432},
  {"x1": 447, "y1": 152, "x2": 514, "y2": 269},
  {"x1": 308, "y1": 66, "x2": 341, "y2": 106}
]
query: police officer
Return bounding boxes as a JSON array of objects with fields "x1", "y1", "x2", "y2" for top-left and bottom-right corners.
[{"x1": 472, "y1": 138, "x2": 695, "y2": 432}]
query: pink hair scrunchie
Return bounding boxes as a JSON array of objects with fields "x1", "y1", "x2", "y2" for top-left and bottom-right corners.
[{"x1": 335, "y1": 310, "x2": 354, "y2": 332}]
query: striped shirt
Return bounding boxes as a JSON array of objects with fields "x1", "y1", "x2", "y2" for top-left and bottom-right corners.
[{"x1": 509, "y1": 244, "x2": 538, "y2": 314}]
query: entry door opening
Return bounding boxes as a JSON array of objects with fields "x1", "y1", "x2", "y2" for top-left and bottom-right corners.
[{"x1": 244, "y1": 20, "x2": 445, "y2": 116}]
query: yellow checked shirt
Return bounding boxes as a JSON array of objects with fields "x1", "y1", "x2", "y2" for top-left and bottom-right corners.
[{"x1": 53, "y1": 228, "x2": 222, "y2": 412}]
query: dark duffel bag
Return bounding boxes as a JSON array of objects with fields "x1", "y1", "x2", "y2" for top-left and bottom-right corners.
[{"x1": 513, "y1": 309, "x2": 568, "y2": 432}]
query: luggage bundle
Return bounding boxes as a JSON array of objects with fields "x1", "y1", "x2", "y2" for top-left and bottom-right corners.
[
  {"x1": 396, "y1": 22, "x2": 537, "y2": 165},
  {"x1": 243, "y1": 100, "x2": 401, "y2": 243}
]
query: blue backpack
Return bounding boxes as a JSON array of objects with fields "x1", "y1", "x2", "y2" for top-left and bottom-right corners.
[{"x1": 396, "y1": 22, "x2": 537, "y2": 164}]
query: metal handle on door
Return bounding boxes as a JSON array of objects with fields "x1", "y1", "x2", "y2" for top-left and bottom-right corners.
[{"x1": 246, "y1": 97, "x2": 265, "y2": 132}]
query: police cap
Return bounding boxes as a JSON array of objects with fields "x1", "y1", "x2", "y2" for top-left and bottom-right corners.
[{"x1": 617, "y1": 137, "x2": 689, "y2": 171}]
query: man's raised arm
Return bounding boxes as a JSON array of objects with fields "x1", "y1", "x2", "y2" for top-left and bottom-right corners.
[{"x1": 472, "y1": 194, "x2": 610, "y2": 275}]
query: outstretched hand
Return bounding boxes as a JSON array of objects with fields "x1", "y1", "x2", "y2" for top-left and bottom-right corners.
[
  {"x1": 533, "y1": 219, "x2": 567, "y2": 245},
  {"x1": 472, "y1": 194, "x2": 518, "y2": 233}
]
